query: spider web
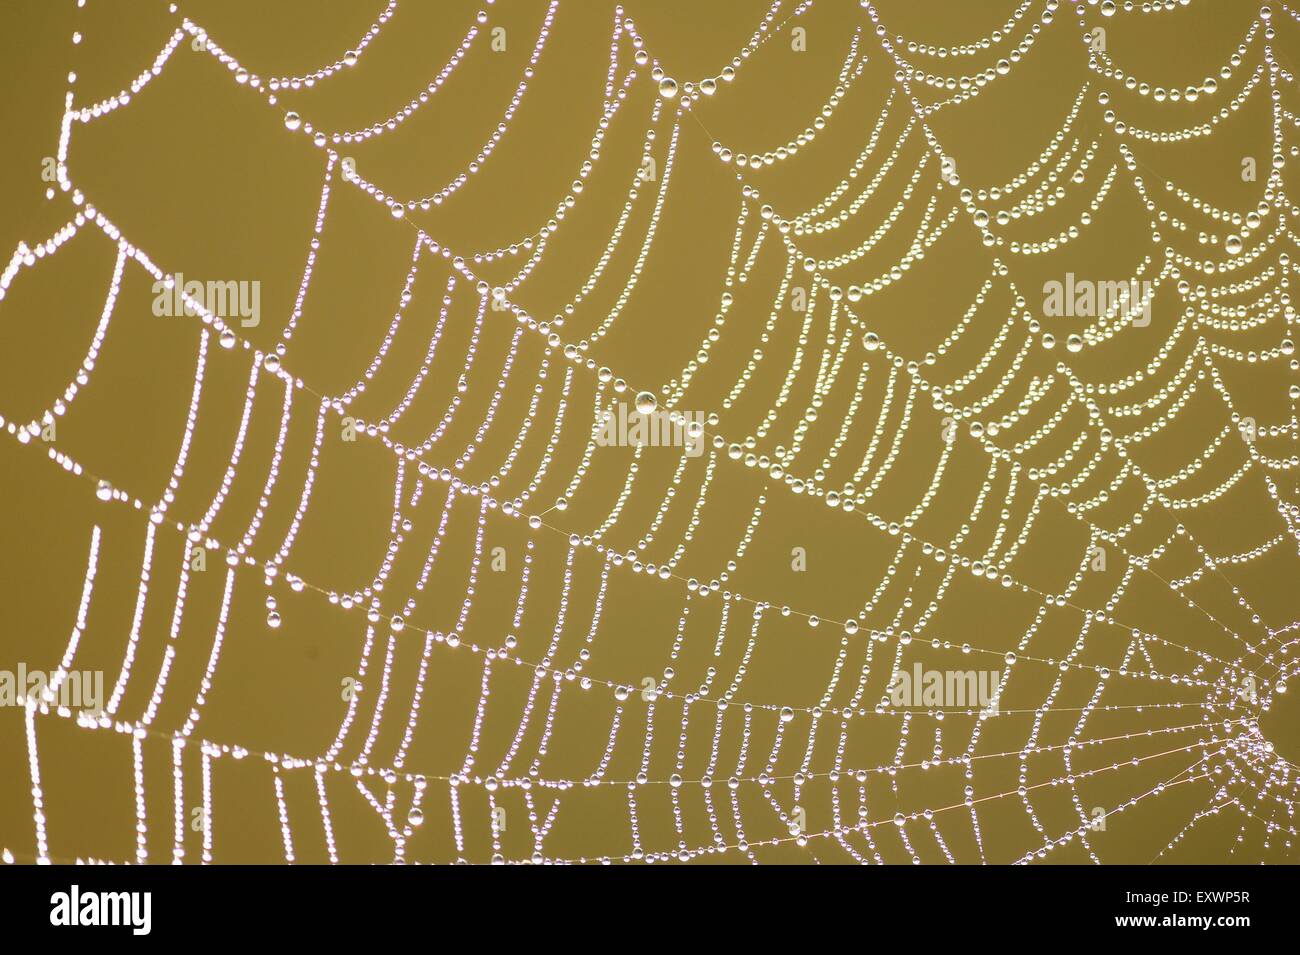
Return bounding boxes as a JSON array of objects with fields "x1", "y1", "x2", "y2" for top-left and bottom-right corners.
[{"x1": 1, "y1": 0, "x2": 1298, "y2": 864}]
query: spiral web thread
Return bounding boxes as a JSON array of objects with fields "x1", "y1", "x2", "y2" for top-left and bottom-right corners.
[{"x1": 1, "y1": 0, "x2": 1299, "y2": 864}]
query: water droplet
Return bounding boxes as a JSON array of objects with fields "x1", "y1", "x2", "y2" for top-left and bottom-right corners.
[
  {"x1": 658, "y1": 77, "x2": 678, "y2": 99},
  {"x1": 634, "y1": 391, "x2": 657, "y2": 415},
  {"x1": 1225, "y1": 234, "x2": 1243, "y2": 255},
  {"x1": 219, "y1": 328, "x2": 237, "y2": 349},
  {"x1": 1100, "y1": 1, "x2": 1116, "y2": 15},
  {"x1": 283, "y1": 111, "x2": 302, "y2": 131},
  {"x1": 267, "y1": 610, "x2": 281, "y2": 629}
]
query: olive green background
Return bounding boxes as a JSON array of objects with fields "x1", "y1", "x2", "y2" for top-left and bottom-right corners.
[{"x1": 0, "y1": 0, "x2": 1296, "y2": 864}]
